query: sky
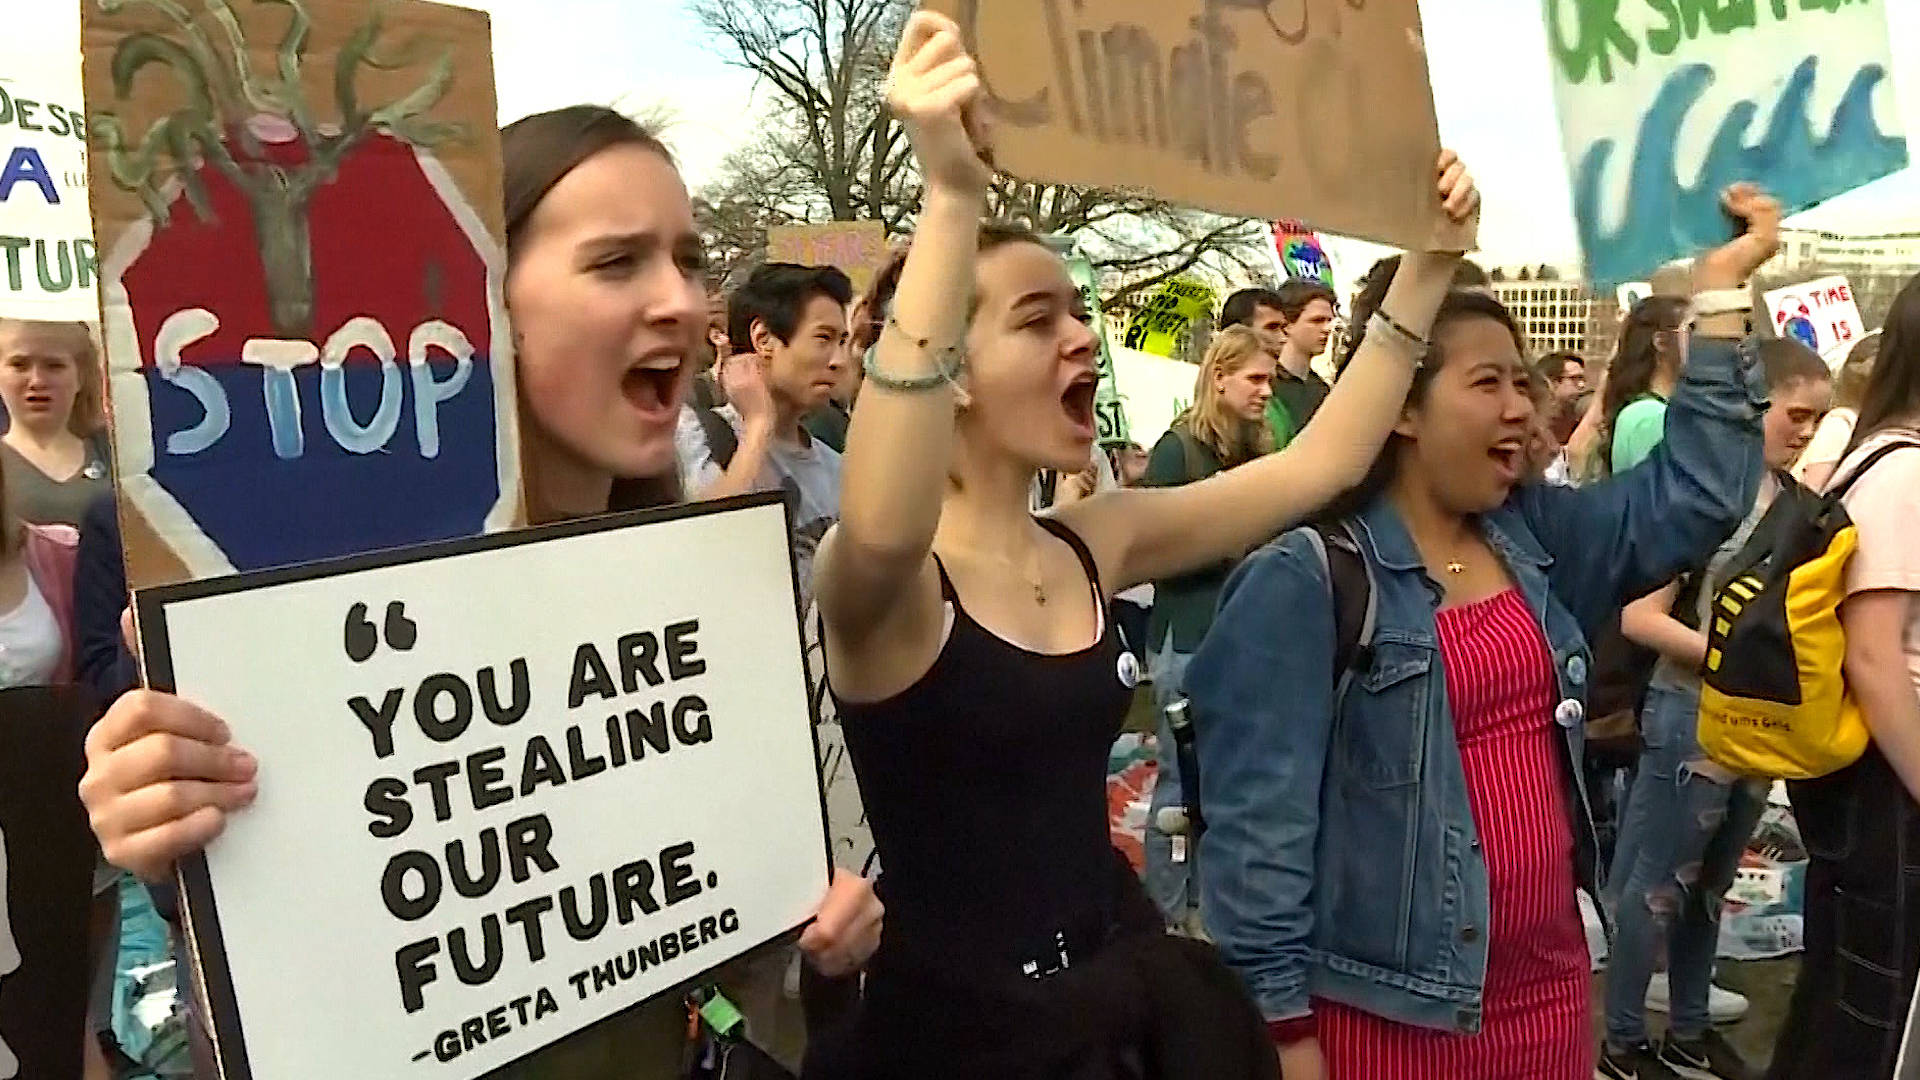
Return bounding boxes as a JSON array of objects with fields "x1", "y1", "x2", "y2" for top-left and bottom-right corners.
[{"x1": 468, "y1": 0, "x2": 1920, "y2": 282}]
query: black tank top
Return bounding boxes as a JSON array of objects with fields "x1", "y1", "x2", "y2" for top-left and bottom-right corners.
[{"x1": 835, "y1": 517, "x2": 1138, "y2": 972}]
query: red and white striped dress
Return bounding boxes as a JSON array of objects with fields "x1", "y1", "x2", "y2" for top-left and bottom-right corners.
[{"x1": 1316, "y1": 588, "x2": 1593, "y2": 1079}]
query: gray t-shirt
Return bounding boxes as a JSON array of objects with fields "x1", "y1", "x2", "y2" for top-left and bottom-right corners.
[
  {"x1": 675, "y1": 404, "x2": 842, "y2": 603},
  {"x1": 1650, "y1": 473, "x2": 1780, "y2": 692},
  {"x1": 1, "y1": 436, "x2": 110, "y2": 527}
]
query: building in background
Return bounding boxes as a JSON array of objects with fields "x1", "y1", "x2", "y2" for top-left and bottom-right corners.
[{"x1": 1486, "y1": 268, "x2": 1621, "y2": 364}]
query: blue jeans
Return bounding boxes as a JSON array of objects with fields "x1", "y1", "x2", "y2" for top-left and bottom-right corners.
[
  {"x1": 1143, "y1": 633, "x2": 1196, "y2": 926},
  {"x1": 1604, "y1": 683, "x2": 1771, "y2": 1046}
]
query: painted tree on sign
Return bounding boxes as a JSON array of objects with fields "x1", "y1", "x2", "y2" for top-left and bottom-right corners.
[{"x1": 93, "y1": 0, "x2": 464, "y2": 338}]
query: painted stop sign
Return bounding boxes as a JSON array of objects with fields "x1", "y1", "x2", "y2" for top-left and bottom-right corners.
[{"x1": 104, "y1": 125, "x2": 511, "y2": 575}]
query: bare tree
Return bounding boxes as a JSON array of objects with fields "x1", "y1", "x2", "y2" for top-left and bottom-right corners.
[
  {"x1": 94, "y1": 0, "x2": 463, "y2": 338},
  {"x1": 688, "y1": 0, "x2": 1267, "y2": 310}
]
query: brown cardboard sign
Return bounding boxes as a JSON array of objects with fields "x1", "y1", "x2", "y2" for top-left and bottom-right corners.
[
  {"x1": 924, "y1": 0, "x2": 1451, "y2": 251},
  {"x1": 767, "y1": 222, "x2": 890, "y2": 295},
  {"x1": 83, "y1": 0, "x2": 520, "y2": 590}
]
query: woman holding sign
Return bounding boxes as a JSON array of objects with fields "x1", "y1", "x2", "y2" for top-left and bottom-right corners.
[
  {"x1": 808, "y1": 12, "x2": 1478, "y2": 1078},
  {"x1": 76, "y1": 106, "x2": 882, "y2": 1078}
]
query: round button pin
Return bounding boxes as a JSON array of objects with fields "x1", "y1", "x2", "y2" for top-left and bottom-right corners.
[
  {"x1": 1117, "y1": 652, "x2": 1141, "y2": 689},
  {"x1": 1554, "y1": 698, "x2": 1585, "y2": 726},
  {"x1": 1566, "y1": 655, "x2": 1587, "y2": 684}
]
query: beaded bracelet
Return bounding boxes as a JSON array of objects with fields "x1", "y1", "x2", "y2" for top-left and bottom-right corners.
[
  {"x1": 862, "y1": 313, "x2": 968, "y2": 392},
  {"x1": 1367, "y1": 309, "x2": 1431, "y2": 365}
]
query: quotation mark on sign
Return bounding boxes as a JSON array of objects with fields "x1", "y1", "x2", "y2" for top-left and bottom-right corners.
[{"x1": 344, "y1": 602, "x2": 419, "y2": 663}]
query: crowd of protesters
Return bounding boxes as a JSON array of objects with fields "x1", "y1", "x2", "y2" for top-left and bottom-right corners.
[{"x1": 0, "y1": 10, "x2": 1900, "y2": 1080}]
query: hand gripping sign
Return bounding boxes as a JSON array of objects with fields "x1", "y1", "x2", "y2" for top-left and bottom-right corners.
[{"x1": 84, "y1": 0, "x2": 519, "y2": 588}]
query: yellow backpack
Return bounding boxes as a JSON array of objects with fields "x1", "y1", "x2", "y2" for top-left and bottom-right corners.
[{"x1": 1698, "y1": 439, "x2": 1920, "y2": 779}]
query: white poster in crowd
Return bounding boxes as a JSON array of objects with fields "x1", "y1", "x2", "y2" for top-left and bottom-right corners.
[
  {"x1": 139, "y1": 495, "x2": 830, "y2": 1079},
  {"x1": 1765, "y1": 276, "x2": 1867, "y2": 365},
  {"x1": 1110, "y1": 345, "x2": 1198, "y2": 450},
  {"x1": 0, "y1": 4, "x2": 94, "y2": 321}
]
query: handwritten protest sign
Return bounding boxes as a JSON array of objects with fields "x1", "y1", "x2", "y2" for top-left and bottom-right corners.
[
  {"x1": 0, "y1": 687, "x2": 95, "y2": 1080},
  {"x1": 767, "y1": 222, "x2": 889, "y2": 295},
  {"x1": 1123, "y1": 278, "x2": 1215, "y2": 362},
  {"x1": 1544, "y1": 0, "x2": 1908, "y2": 286},
  {"x1": 139, "y1": 495, "x2": 830, "y2": 1078},
  {"x1": 927, "y1": 0, "x2": 1450, "y2": 250},
  {"x1": 85, "y1": 0, "x2": 520, "y2": 589},
  {"x1": 0, "y1": 6, "x2": 96, "y2": 322},
  {"x1": 1765, "y1": 275, "x2": 1866, "y2": 365}
]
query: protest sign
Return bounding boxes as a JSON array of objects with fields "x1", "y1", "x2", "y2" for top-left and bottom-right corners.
[
  {"x1": 139, "y1": 494, "x2": 831, "y2": 1078},
  {"x1": 1274, "y1": 221, "x2": 1334, "y2": 287},
  {"x1": 0, "y1": 6, "x2": 96, "y2": 322},
  {"x1": 0, "y1": 686, "x2": 96, "y2": 1080},
  {"x1": 1123, "y1": 278, "x2": 1214, "y2": 362},
  {"x1": 1765, "y1": 276, "x2": 1866, "y2": 365},
  {"x1": 926, "y1": 0, "x2": 1451, "y2": 251},
  {"x1": 767, "y1": 222, "x2": 889, "y2": 295},
  {"x1": 1062, "y1": 249, "x2": 1130, "y2": 445},
  {"x1": 84, "y1": 0, "x2": 520, "y2": 589},
  {"x1": 1545, "y1": 0, "x2": 1908, "y2": 286}
]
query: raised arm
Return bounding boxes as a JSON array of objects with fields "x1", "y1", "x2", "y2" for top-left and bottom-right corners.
[
  {"x1": 813, "y1": 12, "x2": 989, "y2": 641},
  {"x1": 1620, "y1": 580, "x2": 1707, "y2": 671},
  {"x1": 1515, "y1": 185, "x2": 1778, "y2": 636},
  {"x1": 1060, "y1": 158, "x2": 1479, "y2": 591}
]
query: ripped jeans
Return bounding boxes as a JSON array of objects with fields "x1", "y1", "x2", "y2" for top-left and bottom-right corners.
[{"x1": 1603, "y1": 683, "x2": 1770, "y2": 1047}]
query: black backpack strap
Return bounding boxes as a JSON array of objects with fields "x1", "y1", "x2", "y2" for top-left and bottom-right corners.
[
  {"x1": 1303, "y1": 521, "x2": 1376, "y2": 695},
  {"x1": 695, "y1": 406, "x2": 740, "y2": 472},
  {"x1": 1826, "y1": 436, "x2": 1920, "y2": 501}
]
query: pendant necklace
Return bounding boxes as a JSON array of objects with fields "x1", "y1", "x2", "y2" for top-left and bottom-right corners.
[{"x1": 1446, "y1": 559, "x2": 1466, "y2": 576}]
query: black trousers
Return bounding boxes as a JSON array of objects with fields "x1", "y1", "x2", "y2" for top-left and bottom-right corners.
[{"x1": 1771, "y1": 748, "x2": 1920, "y2": 1080}]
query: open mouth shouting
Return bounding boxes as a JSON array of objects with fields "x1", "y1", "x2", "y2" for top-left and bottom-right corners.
[
  {"x1": 1061, "y1": 371, "x2": 1097, "y2": 440},
  {"x1": 620, "y1": 350, "x2": 687, "y2": 424},
  {"x1": 1488, "y1": 436, "x2": 1525, "y2": 485}
]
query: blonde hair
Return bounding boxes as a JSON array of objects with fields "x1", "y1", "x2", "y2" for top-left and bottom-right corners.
[
  {"x1": 1174, "y1": 326, "x2": 1274, "y2": 465},
  {"x1": 0, "y1": 319, "x2": 106, "y2": 438}
]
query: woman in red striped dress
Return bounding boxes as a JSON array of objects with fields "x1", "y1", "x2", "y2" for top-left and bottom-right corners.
[{"x1": 1183, "y1": 188, "x2": 1782, "y2": 1080}]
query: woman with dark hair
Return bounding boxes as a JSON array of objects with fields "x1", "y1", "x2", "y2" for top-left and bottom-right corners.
[
  {"x1": 808, "y1": 13, "x2": 1478, "y2": 1077},
  {"x1": 1769, "y1": 274, "x2": 1920, "y2": 1080},
  {"x1": 1184, "y1": 188, "x2": 1776, "y2": 1080},
  {"x1": 1598, "y1": 294, "x2": 1693, "y2": 476},
  {"x1": 1795, "y1": 329, "x2": 1880, "y2": 490},
  {"x1": 75, "y1": 105, "x2": 882, "y2": 1079}
]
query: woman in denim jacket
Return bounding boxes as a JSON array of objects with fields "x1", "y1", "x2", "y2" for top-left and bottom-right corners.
[{"x1": 1184, "y1": 189, "x2": 1778, "y2": 1080}]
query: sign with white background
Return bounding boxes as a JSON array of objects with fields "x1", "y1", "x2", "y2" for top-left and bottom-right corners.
[
  {"x1": 141, "y1": 495, "x2": 829, "y2": 1079},
  {"x1": 1765, "y1": 275, "x2": 1867, "y2": 365},
  {"x1": 0, "y1": 3, "x2": 94, "y2": 321}
]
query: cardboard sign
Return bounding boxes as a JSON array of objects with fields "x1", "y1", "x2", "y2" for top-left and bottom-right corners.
[
  {"x1": 1273, "y1": 221, "x2": 1334, "y2": 287},
  {"x1": 0, "y1": 686, "x2": 97, "y2": 1080},
  {"x1": 1122, "y1": 278, "x2": 1214, "y2": 361},
  {"x1": 84, "y1": 0, "x2": 521, "y2": 589},
  {"x1": 1062, "y1": 250, "x2": 1130, "y2": 445},
  {"x1": 1545, "y1": 0, "x2": 1908, "y2": 286},
  {"x1": 929, "y1": 0, "x2": 1449, "y2": 250},
  {"x1": 0, "y1": 6, "x2": 96, "y2": 322},
  {"x1": 767, "y1": 222, "x2": 889, "y2": 295},
  {"x1": 139, "y1": 495, "x2": 830, "y2": 1078},
  {"x1": 1765, "y1": 276, "x2": 1866, "y2": 365}
]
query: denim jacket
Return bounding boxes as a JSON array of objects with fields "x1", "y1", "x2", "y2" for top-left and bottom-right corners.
[{"x1": 1185, "y1": 336, "x2": 1766, "y2": 1034}]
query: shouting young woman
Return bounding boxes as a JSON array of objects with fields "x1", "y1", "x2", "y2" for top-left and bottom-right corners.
[
  {"x1": 806, "y1": 13, "x2": 1478, "y2": 1078},
  {"x1": 75, "y1": 105, "x2": 881, "y2": 1079},
  {"x1": 1184, "y1": 188, "x2": 1778, "y2": 1080}
]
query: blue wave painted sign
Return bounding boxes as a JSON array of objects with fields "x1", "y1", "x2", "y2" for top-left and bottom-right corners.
[{"x1": 1544, "y1": 1, "x2": 1907, "y2": 287}]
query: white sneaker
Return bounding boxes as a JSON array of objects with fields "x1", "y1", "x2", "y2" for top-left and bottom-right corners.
[{"x1": 1645, "y1": 972, "x2": 1750, "y2": 1023}]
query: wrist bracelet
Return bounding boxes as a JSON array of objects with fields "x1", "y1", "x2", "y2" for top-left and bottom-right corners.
[
  {"x1": 863, "y1": 314, "x2": 967, "y2": 392},
  {"x1": 1689, "y1": 288, "x2": 1753, "y2": 320},
  {"x1": 1367, "y1": 310, "x2": 1431, "y2": 365}
]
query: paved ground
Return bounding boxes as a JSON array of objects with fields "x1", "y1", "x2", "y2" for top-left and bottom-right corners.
[{"x1": 1593, "y1": 958, "x2": 1799, "y2": 1073}]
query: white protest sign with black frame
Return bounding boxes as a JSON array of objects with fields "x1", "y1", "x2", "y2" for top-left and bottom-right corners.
[{"x1": 136, "y1": 493, "x2": 831, "y2": 1079}]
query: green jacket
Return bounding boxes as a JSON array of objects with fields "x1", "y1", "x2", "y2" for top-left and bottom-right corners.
[{"x1": 1144, "y1": 424, "x2": 1238, "y2": 654}]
